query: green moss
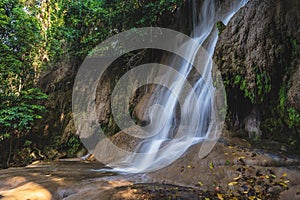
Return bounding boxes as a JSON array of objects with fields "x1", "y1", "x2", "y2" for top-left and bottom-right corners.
[
  {"x1": 275, "y1": 84, "x2": 300, "y2": 132},
  {"x1": 287, "y1": 108, "x2": 300, "y2": 129},
  {"x1": 261, "y1": 118, "x2": 283, "y2": 134},
  {"x1": 290, "y1": 38, "x2": 298, "y2": 57},
  {"x1": 65, "y1": 135, "x2": 82, "y2": 157},
  {"x1": 278, "y1": 85, "x2": 287, "y2": 116},
  {"x1": 216, "y1": 21, "x2": 226, "y2": 35},
  {"x1": 234, "y1": 75, "x2": 242, "y2": 84},
  {"x1": 231, "y1": 65, "x2": 271, "y2": 104}
]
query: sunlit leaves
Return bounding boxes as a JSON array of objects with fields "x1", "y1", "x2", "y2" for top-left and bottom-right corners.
[
  {"x1": 0, "y1": 88, "x2": 47, "y2": 133},
  {"x1": 0, "y1": 0, "x2": 47, "y2": 139}
]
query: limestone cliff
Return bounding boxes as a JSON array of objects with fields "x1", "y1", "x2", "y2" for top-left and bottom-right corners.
[{"x1": 214, "y1": 0, "x2": 300, "y2": 138}]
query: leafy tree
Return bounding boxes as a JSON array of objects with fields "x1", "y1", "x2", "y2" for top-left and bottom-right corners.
[
  {"x1": 0, "y1": 0, "x2": 47, "y2": 167},
  {"x1": 60, "y1": 0, "x2": 182, "y2": 60}
]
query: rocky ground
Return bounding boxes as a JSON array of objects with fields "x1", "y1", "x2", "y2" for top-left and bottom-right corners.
[
  {"x1": 147, "y1": 134, "x2": 300, "y2": 199},
  {"x1": 0, "y1": 134, "x2": 300, "y2": 200}
]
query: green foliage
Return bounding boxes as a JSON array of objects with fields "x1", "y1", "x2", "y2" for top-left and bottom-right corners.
[
  {"x1": 0, "y1": 1, "x2": 47, "y2": 133},
  {"x1": 278, "y1": 38, "x2": 300, "y2": 133},
  {"x1": 264, "y1": 84, "x2": 300, "y2": 132},
  {"x1": 290, "y1": 38, "x2": 298, "y2": 57},
  {"x1": 0, "y1": 0, "x2": 47, "y2": 167},
  {"x1": 23, "y1": 140, "x2": 32, "y2": 147},
  {"x1": 216, "y1": 21, "x2": 226, "y2": 35},
  {"x1": 60, "y1": 0, "x2": 182, "y2": 59},
  {"x1": 0, "y1": 133, "x2": 10, "y2": 141},
  {"x1": 261, "y1": 117, "x2": 283, "y2": 135},
  {"x1": 62, "y1": 0, "x2": 110, "y2": 59},
  {"x1": 233, "y1": 74, "x2": 255, "y2": 103},
  {"x1": 0, "y1": 89, "x2": 47, "y2": 134},
  {"x1": 278, "y1": 85, "x2": 287, "y2": 116},
  {"x1": 232, "y1": 65, "x2": 271, "y2": 104},
  {"x1": 255, "y1": 69, "x2": 271, "y2": 101},
  {"x1": 287, "y1": 108, "x2": 300, "y2": 129},
  {"x1": 65, "y1": 135, "x2": 82, "y2": 156}
]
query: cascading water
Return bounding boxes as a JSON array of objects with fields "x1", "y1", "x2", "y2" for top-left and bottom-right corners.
[
  {"x1": 110, "y1": 0, "x2": 249, "y2": 173},
  {"x1": 72, "y1": 0, "x2": 249, "y2": 174}
]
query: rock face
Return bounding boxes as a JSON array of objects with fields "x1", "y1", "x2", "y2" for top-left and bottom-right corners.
[
  {"x1": 214, "y1": 0, "x2": 300, "y2": 137},
  {"x1": 288, "y1": 63, "x2": 300, "y2": 111},
  {"x1": 35, "y1": 60, "x2": 79, "y2": 158},
  {"x1": 32, "y1": 1, "x2": 193, "y2": 157}
]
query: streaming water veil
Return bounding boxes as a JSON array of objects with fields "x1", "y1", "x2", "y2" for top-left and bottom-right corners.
[
  {"x1": 72, "y1": 0, "x2": 249, "y2": 174},
  {"x1": 109, "y1": 0, "x2": 249, "y2": 173}
]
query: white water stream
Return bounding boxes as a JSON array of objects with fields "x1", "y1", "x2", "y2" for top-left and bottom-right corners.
[
  {"x1": 73, "y1": 0, "x2": 249, "y2": 174},
  {"x1": 111, "y1": 0, "x2": 249, "y2": 173}
]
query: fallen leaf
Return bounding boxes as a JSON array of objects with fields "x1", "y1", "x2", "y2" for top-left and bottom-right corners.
[
  {"x1": 265, "y1": 175, "x2": 269, "y2": 179},
  {"x1": 233, "y1": 175, "x2": 242, "y2": 180},
  {"x1": 282, "y1": 173, "x2": 287, "y2": 177},
  {"x1": 209, "y1": 162, "x2": 214, "y2": 169},
  {"x1": 217, "y1": 193, "x2": 224, "y2": 200},
  {"x1": 271, "y1": 174, "x2": 277, "y2": 179},
  {"x1": 277, "y1": 182, "x2": 288, "y2": 188},
  {"x1": 228, "y1": 181, "x2": 238, "y2": 186}
]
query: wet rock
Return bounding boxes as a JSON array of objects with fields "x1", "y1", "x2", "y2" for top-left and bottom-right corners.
[
  {"x1": 0, "y1": 160, "x2": 114, "y2": 200},
  {"x1": 0, "y1": 182, "x2": 52, "y2": 200},
  {"x1": 244, "y1": 107, "x2": 262, "y2": 139},
  {"x1": 279, "y1": 185, "x2": 300, "y2": 200},
  {"x1": 214, "y1": 0, "x2": 300, "y2": 134},
  {"x1": 147, "y1": 136, "x2": 300, "y2": 195},
  {"x1": 1, "y1": 137, "x2": 300, "y2": 199},
  {"x1": 110, "y1": 126, "x2": 142, "y2": 152},
  {"x1": 288, "y1": 63, "x2": 300, "y2": 111}
]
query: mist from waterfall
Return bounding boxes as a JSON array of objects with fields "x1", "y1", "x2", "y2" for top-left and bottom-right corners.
[{"x1": 110, "y1": 0, "x2": 249, "y2": 173}]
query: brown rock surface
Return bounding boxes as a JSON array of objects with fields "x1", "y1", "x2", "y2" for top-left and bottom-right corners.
[
  {"x1": 1, "y1": 136, "x2": 300, "y2": 199},
  {"x1": 148, "y1": 136, "x2": 300, "y2": 192},
  {"x1": 214, "y1": 0, "x2": 300, "y2": 135},
  {"x1": 288, "y1": 63, "x2": 300, "y2": 111}
]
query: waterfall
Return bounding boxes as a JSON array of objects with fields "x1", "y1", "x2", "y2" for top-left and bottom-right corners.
[
  {"x1": 108, "y1": 0, "x2": 249, "y2": 173},
  {"x1": 72, "y1": 0, "x2": 249, "y2": 174}
]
